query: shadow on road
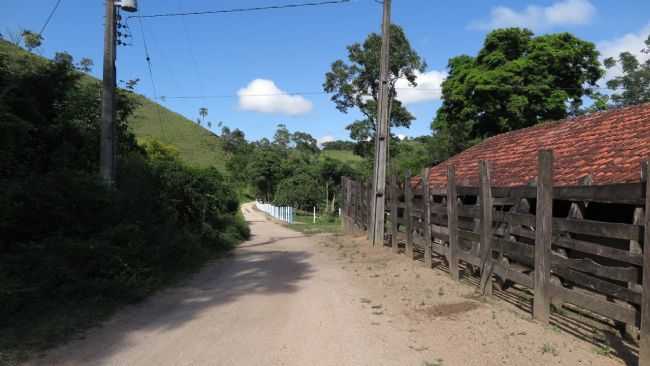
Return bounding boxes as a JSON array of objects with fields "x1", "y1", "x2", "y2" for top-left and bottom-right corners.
[{"x1": 38, "y1": 221, "x2": 314, "y2": 365}]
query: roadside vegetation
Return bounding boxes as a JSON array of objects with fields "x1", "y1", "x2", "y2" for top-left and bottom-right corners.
[
  {"x1": 0, "y1": 38, "x2": 248, "y2": 364},
  {"x1": 287, "y1": 210, "x2": 343, "y2": 235}
]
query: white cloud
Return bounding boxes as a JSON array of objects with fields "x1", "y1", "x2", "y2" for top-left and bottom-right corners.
[
  {"x1": 395, "y1": 70, "x2": 446, "y2": 105},
  {"x1": 396, "y1": 134, "x2": 406, "y2": 140},
  {"x1": 470, "y1": 0, "x2": 596, "y2": 31},
  {"x1": 238, "y1": 79, "x2": 313, "y2": 116},
  {"x1": 317, "y1": 135, "x2": 335, "y2": 147},
  {"x1": 598, "y1": 24, "x2": 650, "y2": 81}
]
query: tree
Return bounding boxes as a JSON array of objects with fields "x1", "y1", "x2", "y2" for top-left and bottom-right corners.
[
  {"x1": 321, "y1": 140, "x2": 355, "y2": 151},
  {"x1": 21, "y1": 30, "x2": 43, "y2": 51},
  {"x1": 125, "y1": 78, "x2": 140, "y2": 91},
  {"x1": 199, "y1": 107, "x2": 208, "y2": 125},
  {"x1": 77, "y1": 58, "x2": 94, "y2": 73},
  {"x1": 248, "y1": 144, "x2": 286, "y2": 201},
  {"x1": 604, "y1": 35, "x2": 650, "y2": 107},
  {"x1": 53, "y1": 52, "x2": 73, "y2": 65},
  {"x1": 291, "y1": 131, "x2": 318, "y2": 154},
  {"x1": 323, "y1": 24, "x2": 426, "y2": 157},
  {"x1": 432, "y1": 28, "x2": 603, "y2": 156},
  {"x1": 273, "y1": 123, "x2": 290, "y2": 147}
]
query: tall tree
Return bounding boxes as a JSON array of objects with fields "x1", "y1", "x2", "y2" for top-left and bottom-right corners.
[
  {"x1": 21, "y1": 30, "x2": 42, "y2": 51},
  {"x1": 432, "y1": 28, "x2": 603, "y2": 156},
  {"x1": 323, "y1": 24, "x2": 426, "y2": 157},
  {"x1": 604, "y1": 35, "x2": 650, "y2": 107},
  {"x1": 291, "y1": 131, "x2": 318, "y2": 154},
  {"x1": 273, "y1": 123, "x2": 291, "y2": 147},
  {"x1": 198, "y1": 107, "x2": 208, "y2": 125}
]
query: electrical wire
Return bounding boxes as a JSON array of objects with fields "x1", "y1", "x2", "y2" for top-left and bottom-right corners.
[
  {"x1": 39, "y1": 0, "x2": 63, "y2": 36},
  {"x1": 135, "y1": 4, "x2": 168, "y2": 141},
  {"x1": 160, "y1": 86, "x2": 610, "y2": 100},
  {"x1": 127, "y1": 0, "x2": 352, "y2": 19}
]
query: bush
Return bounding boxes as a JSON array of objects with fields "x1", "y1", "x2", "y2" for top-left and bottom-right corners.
[{"x1": 0, "y1": 42, "x2": 249, "y2": 358}]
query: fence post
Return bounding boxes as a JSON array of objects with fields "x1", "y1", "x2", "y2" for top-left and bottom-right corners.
[
  {"x1": 422, "y1": 168, "x2": 432, "y2": 268},
  {"x1": 640, "y1": 161, "x2": 650, "y2": 366},
  {"x1": 479, "y1": 160, "x2": 493, "y2": 296},
  {"x1": 447, "y1": 165, "x2": 459, "y2": 281},
  {"x1": 405, "y1": 171, "x2": 414, "y2": 259},
  {"x1": 533, "y1": 150, "x2": 553, "y2": 325},
  {"x1": 390, "y1": 175, "x2": 399, "y2": 253}
]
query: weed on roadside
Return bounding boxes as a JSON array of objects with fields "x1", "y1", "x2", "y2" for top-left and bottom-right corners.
[
  {"x1": 541, "y1": 343, "x2": 558, "y2": 356},
  {"x1": 593, "y1": 344, "x2": 613, "y2": 357},
  {"x1": 423, "y1": 358, "x2": 443, "y2": 366}
]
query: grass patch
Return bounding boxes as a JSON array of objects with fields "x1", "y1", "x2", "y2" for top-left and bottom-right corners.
[
  {"x1": 286, "y1": 211, "x2": 342, "y2": 235},
  {"x1": 129, "y1": 95, "x2": 226, "y2": 170},
  {"x1": 321, "y1": 149, "x2": 363, "y2": 163}
]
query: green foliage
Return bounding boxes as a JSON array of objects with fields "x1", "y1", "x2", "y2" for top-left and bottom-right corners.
[
  {"x1": 273, "y1": 172, "x2": 323, "y2": 209},
  {"x1": 0, "y1": 39, "x2": 227, "y2": 171},
  {"x1": 604, "y1": 35, "x2": 650, "y2": 106},
  {"x1": 140, "y1": 138, "x2": 180, "y2": 161},
  {"x1": 321, "y1": 140, "x2": 356, "y2": 151},
  {"x1": 324, "y1": 24, "x2": 426, "y2": 156},
  {"x1": 20, "y1": 30, "x2": 42, "y2": 51},
  {"x1": 432, "y1": 28, "x2": 604, "y2": 156},
  {"x1": 390, "y1": 136, "x2": 443, "y2": 177},
  {"x1": 0, "y1": 41, "x2": 248, "y2": 361}
]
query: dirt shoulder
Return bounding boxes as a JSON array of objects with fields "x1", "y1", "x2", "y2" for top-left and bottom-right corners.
[{"x1": 315, "y1": 232, "x2": 623, "y2": 366}]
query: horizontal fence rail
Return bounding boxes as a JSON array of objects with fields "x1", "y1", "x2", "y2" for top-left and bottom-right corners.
[
  {"x1": 342, "y1": 151, "x2": 650, "y2": 366},
  {"x1": 255, "y1": 201, "x2": 294, "y2": 224}
]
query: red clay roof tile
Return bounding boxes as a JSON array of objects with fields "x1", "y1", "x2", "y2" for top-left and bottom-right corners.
[{"x1": 426, "y1": 103, "x2": 650, "y2": 188}]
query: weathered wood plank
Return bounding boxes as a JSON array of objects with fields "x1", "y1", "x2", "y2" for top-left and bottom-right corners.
[
  {"x1": 448, "y1": 165, "x2": 460, "y2": 281},
  {"x1": 552, "y1": 266, "x2": 641, "y2": 305},
  {"x1": 551, "y1": 254, "x2": 638, "y2": 283},
  {"x1": 534, "y1": 150, "x2": 553, "y2": 325},
  {"x1": 390, "y1": 176, "x2": 399, "y2": 253},
  {"x1": 422, "y1": 167, "x2": 432, "y2": 268},
  {"x1": 549, "y1": 284, "x2": 638, "y2": 325},
  {"x1": 510, "y1": 226, "x2": 645, "y2": 266},
  {"x1": 492, "y1": 261, "x2": 534, "y2": 288},
  {"x1": 405, "y1": 176, "x2": 413, "y2": 256},
  {"x1": 505, "y1": 213, "x2": 643, "y2": 242},
  {"x1": 479, "y1": 160, "x2": 494, "y2": 296},
  {"x1": 640, "y1": 161, "x2": 650, "y2": 366}
]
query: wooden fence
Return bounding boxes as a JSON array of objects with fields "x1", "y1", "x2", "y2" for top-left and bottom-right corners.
[{"x1": 342, "y1": 150, "x2": 650, "y2": 364}]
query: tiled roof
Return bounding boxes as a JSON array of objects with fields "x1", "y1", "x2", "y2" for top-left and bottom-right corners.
[{"x1": 425, "y1": 103, "x2": 650, "y2": 188}]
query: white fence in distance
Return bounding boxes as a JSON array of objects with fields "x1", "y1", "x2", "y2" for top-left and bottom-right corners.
[{"x1": 255, "y1": 201, "x2": 294, "y2": 224}]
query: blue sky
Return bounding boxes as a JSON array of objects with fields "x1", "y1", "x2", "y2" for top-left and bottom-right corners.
[{"x1": 2, "y1": 0, "x2": 650, "y2": 143}]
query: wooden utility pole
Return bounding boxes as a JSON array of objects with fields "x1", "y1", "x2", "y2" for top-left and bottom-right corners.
[
  {"x1": 100, "y1": 0, "x2": 117, "y2": 185},
  {"x1": 369, "y1": 0, "x2": 392, "y2": 247}
]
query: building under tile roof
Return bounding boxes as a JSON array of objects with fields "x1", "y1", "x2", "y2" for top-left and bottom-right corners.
[{"x1": 425, "y1": 103, "x2": 650, "y2": 188}]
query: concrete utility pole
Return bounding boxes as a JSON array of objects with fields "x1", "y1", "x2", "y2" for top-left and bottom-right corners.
[
  {"x1": 369, "y1": 0, "x2": 392, "y2": 247},
  {"x1": 100, "y1": 0, "x2": 118, "y2": 185}
]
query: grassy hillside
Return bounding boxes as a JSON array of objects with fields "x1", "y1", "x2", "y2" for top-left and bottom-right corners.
[
  {"x1": 129, "y1": 95, "x2": 225, "y2": 170},
  {"x1": 0, "y1": 40, "x2": 225, "y2": 170},
  {"x1": 321, "y1": 149, "x2": 363, "y2": 163}
]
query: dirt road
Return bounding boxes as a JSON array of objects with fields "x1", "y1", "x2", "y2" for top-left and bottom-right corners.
[{"x1": 32, "y1": 203, "x2": 621, "y2": 366}]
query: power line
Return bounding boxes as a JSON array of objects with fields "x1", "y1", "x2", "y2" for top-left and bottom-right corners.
[
  {"x1": 135, "y1": 5, "x2": 168, "y2": 141},
  {"x1": 127, "y1": 0, "x2": 352, "y2": 19},
  {"x1": 160, "y1": 86, "x2": 611, "y2": 100},
  {"x1": 39, "y1": 0, "x2": 63, "y2": 36}
]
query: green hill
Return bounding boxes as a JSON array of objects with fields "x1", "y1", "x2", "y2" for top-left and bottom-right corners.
[
  {"x1": 129, "y1": 95, "x2": 225, "y2": 169},
  {"x1": 321, "y1": 149, "x2": 363, "y2": 164},
  {"x1": 0, "y1": 40, "x2": 225, "y2": 170}
]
